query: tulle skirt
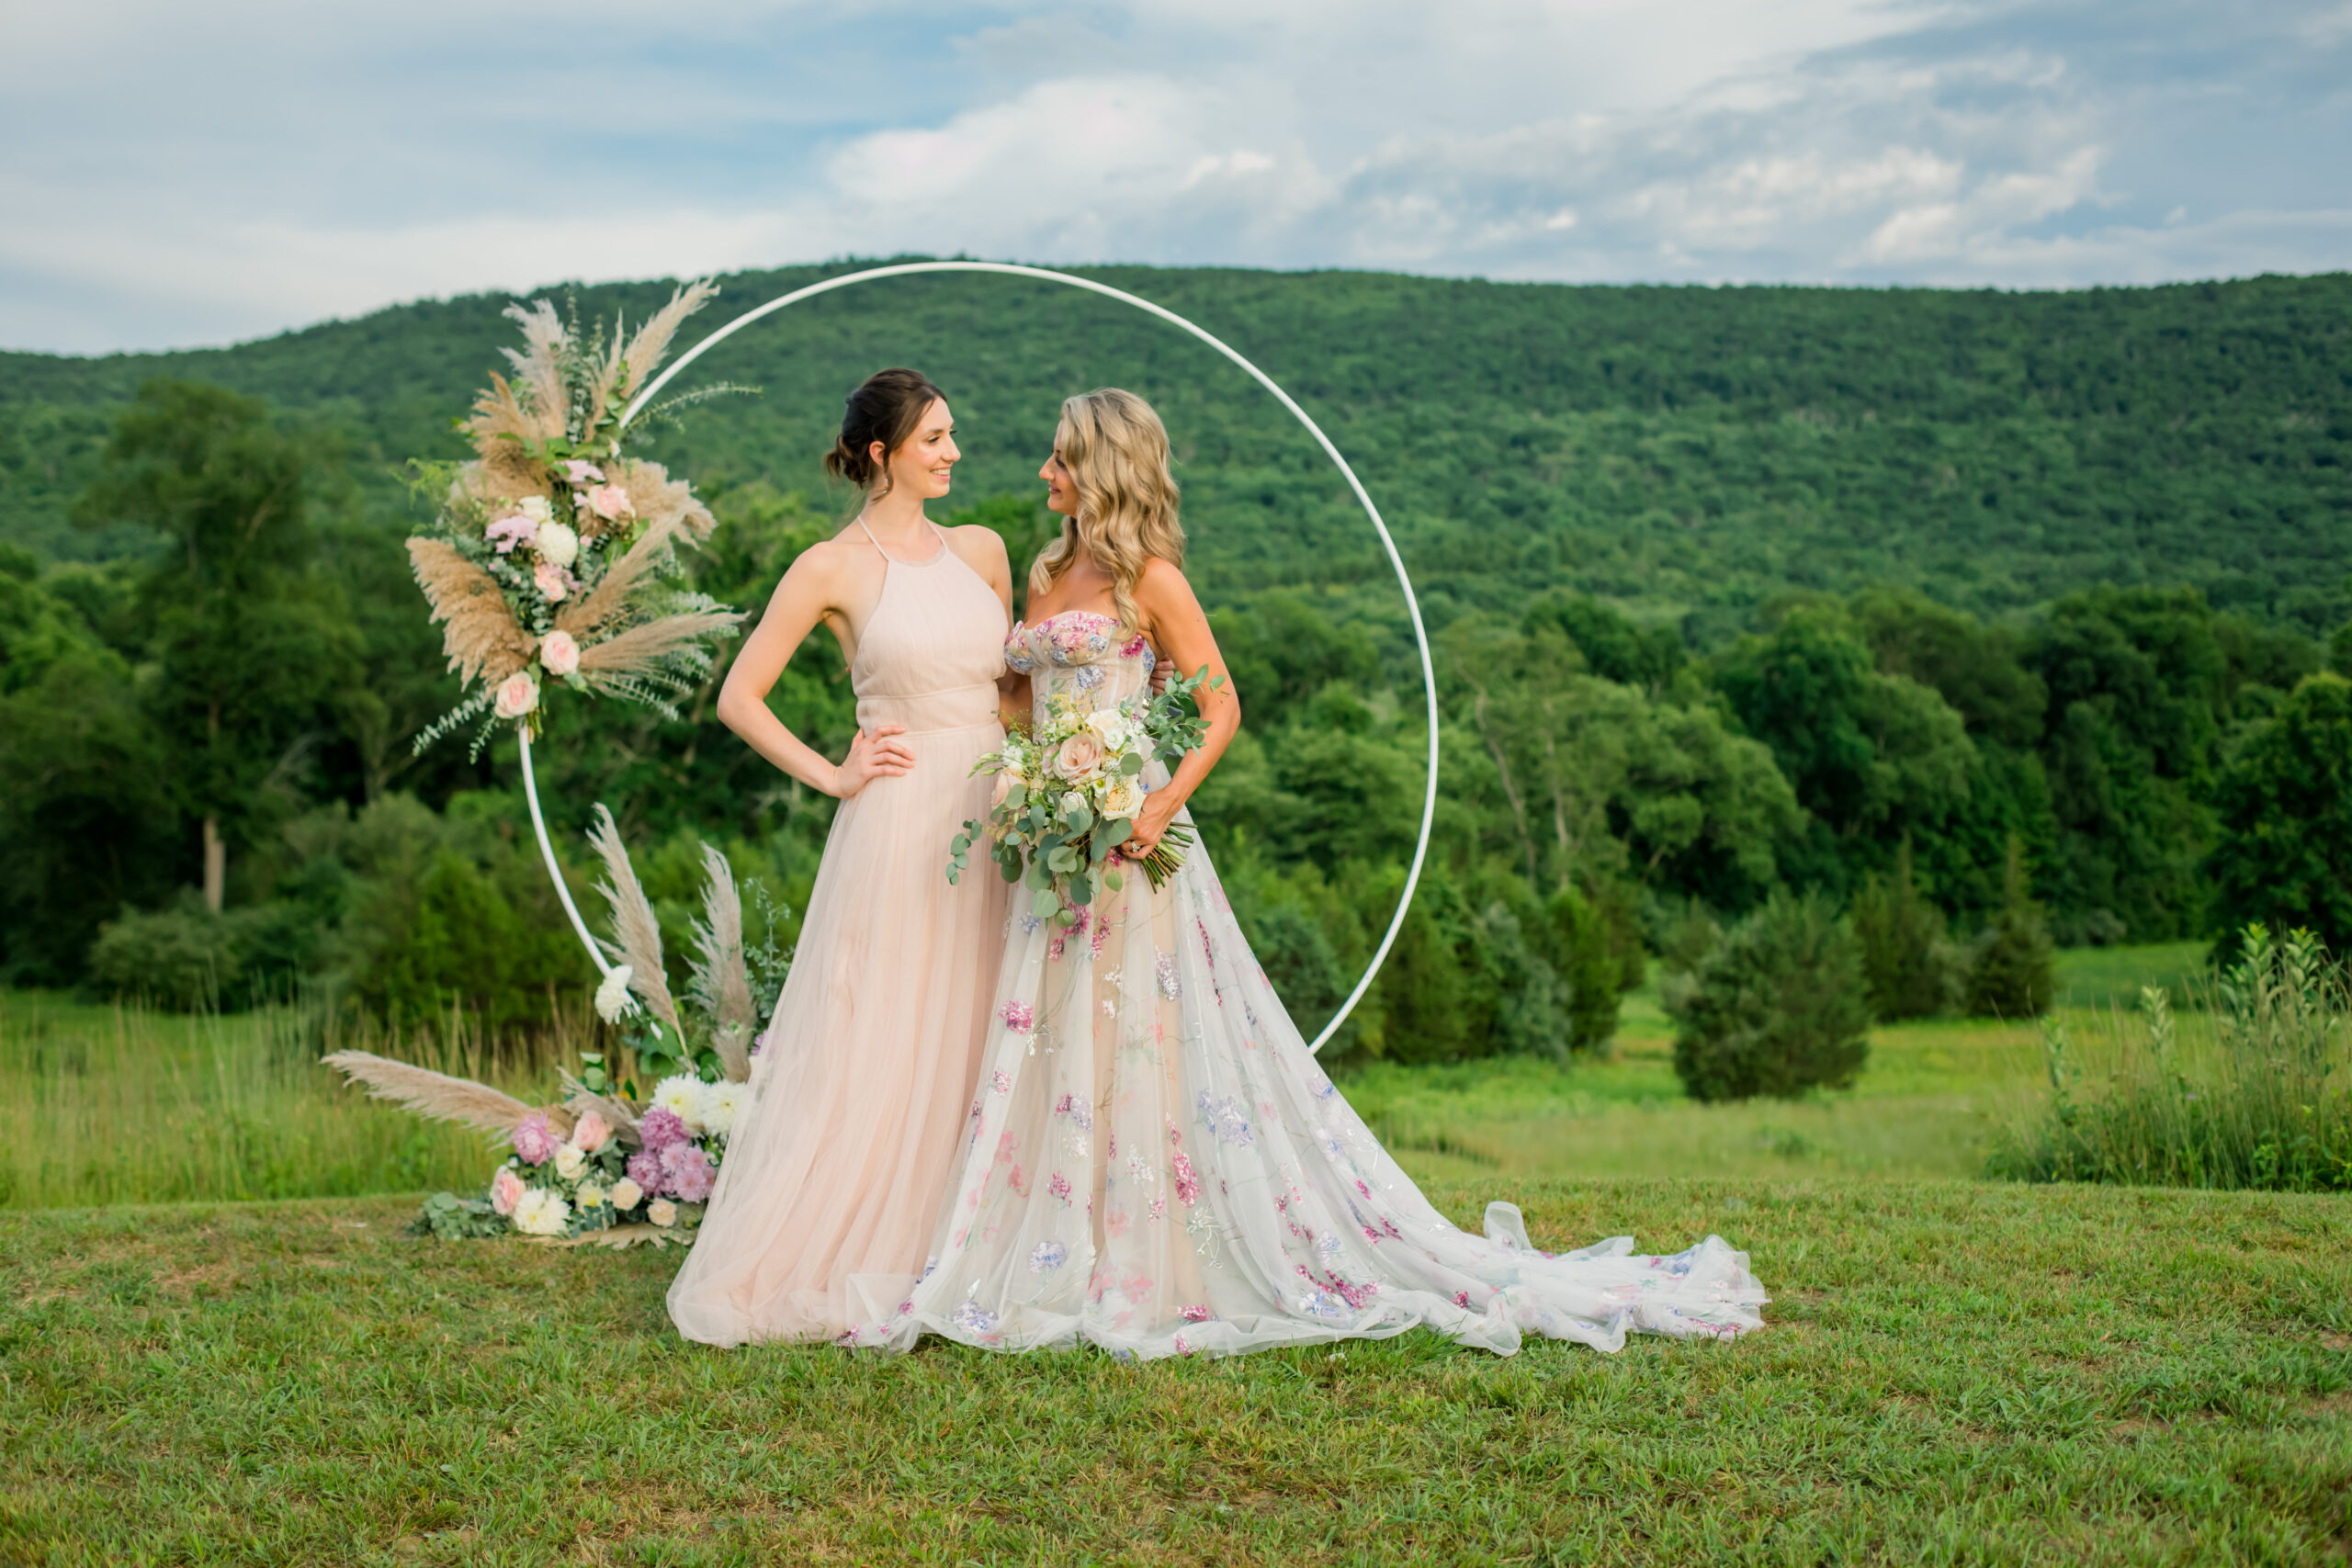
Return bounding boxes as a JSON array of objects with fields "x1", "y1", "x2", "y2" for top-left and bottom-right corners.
[{"x1": 666, "y1": 719, "x2": 1008, "y2": 1347}]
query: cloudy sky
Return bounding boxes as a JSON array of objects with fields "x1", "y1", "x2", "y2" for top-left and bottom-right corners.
[{"x1": 5, "y1": 0, "x2": 2347, "y2": 353}]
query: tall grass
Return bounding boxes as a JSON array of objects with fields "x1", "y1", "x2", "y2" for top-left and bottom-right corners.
[
  {"x1": 1992, "y1": 927, "x2": 2352, "y2": 1190},
  {"x1": 0, "y1": 990, "x2": 594, "y2": 1209}
]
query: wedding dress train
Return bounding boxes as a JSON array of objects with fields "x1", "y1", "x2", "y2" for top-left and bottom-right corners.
[{"x1": 873, "y1": 610, "x2": 1768, "y2": 1359}]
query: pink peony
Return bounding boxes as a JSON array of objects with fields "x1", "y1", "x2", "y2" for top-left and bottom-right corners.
[
  {"x1": 1053, "y1": 731, "x2": 1104, "y2": 782},
  {"x1": 533, "y1": 560, "x2": 570, "y2": 602},
  {"x1": 562, "y1": 459, "x2": 605, "y2": 487},
  {"x1": 662, "y1": 1144, "x2": 715, "y2": 1202},
  {"x1": 571, "y1": 1108, "x2": 610, "y2": 1152},
  {"x1": 493, "y1": 671, "x2": 538, "y2": 720},
  {"x1": 510, "y1": 1111, "x2": 557, "y2": 1166},
  {"x1": 585, "y1": 482, "x2": 633, "y2": 521},
  {"x1": 638, "y1": 1106, "x2": 689, "y2": 1150},
  {"x1": 626, "y1": 1148, "x2": 666, "y2": 1194},
  {"x1": 490, "y1": 1165, "x2": 526, "y2": 1215},
  {"x1": 539, "y1": 628, "x2": 581, "y2": 677}
]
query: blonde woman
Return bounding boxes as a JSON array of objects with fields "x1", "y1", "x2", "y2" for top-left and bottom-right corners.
[{"x1": 883, "y1": 389, "x2": 1769, "y2": 1359}]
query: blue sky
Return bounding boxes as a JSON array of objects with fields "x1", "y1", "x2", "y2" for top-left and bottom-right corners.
[{"x1": 4, "y1": 0, "x2": 2347, "y2": 353}]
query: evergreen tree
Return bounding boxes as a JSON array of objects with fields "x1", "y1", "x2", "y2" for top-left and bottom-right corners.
[
  {"x1": 1966, "y1": 836, "x2": 2056, "y2": 1018},
  {"x1": 1667, "y1": 890, "x2": 1871, "y2": 1102},
  {"x1": 1853, "y1": 839, "x2": 1953, "y2": 1020}
]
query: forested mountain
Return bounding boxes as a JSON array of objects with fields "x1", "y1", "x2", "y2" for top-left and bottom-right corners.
[{"x1": 3, "y1": 263, "x2": 2348, "y2": 1060}]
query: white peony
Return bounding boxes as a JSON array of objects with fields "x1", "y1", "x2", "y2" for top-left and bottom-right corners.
[
  {"x1": 553, "y1": 1145, "x2": 587, "y2": 1181},
  {"x1": 575, "y1": 1180, "x2": 605, "y2": 1209},
  {"x1": 647, "y1": 1198, "x2": 678, "y2": 1227},
  {"x1": 512, "y1": 1188, "x2": 571, "y2": 1236},
  {"x1": 699, "y1": 1080, "x2": 747, "y2": 1140},
  {"x1": 1099, "y1": 775, "x2": 1143, "y2": 819},
  {"x1": 518, "y1": 494, "x2": 552, "y2": 524},
  {"x1": 594, "y1": 966, "x2": 637, "y2": 1022},
  {"x1": 534, "y1": 520, "x2": 579, "y2": 568},
  {"x1": 610, "y1": 1178, "x2": 644, "y2": 1212},
  {"x1": 652, "y1": 1075, "x2": 707, "y2": 1133}
]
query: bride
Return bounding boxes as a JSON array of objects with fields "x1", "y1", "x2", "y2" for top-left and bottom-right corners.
[
  {"x1": 884, "y1": 388, "x2": 1768, "y2": 1359},
  {"x1": 666, "y1": 368, "x2": 1020, "y2": 1346}
]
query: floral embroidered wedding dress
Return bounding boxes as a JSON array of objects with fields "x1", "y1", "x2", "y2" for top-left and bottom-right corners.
[{"x1": 876, "y1": 610, "x2": 1767, "y2": 1359}]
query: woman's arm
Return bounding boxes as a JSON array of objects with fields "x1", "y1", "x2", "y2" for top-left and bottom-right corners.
[
  {"x1": 1125, "y1": 556, "x2": 1239, "y2": 856},
  {"x1": 716, "y1": 541, "x2": 913, "y2": 798}
]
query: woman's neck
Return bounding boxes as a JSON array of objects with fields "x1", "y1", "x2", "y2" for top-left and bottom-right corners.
[{"x1": 861, "y1": 485, "x2": 930, "y2": 542}]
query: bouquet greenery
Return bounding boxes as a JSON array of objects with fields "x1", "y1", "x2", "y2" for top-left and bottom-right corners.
[{"x1": 949, "y1": 666, "x2": 1222, "y2": 924}]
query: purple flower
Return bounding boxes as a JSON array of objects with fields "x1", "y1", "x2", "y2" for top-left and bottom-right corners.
[
  {"x1": 626, "y1": 1148, "x2": 666, "y2": 1193},
  {"x1": 639, "y1": 1107, "x2": 689, "y2": 1150},
  {"x1": 510, "y1": 1111, "x2": 558, "y2": 1166},
  {"x1": 662, "y1": 1144, "x2": 715, "y2": 1203}
]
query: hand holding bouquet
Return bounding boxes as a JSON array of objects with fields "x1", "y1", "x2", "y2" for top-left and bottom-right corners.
[{"x1": 949, "y1": 666, "x2": 1223, "y2": 923}]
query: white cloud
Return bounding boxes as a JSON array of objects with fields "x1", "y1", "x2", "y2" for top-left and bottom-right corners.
[{"x1": 1, "y1": 0, "x2": 2346, "y2": 352}]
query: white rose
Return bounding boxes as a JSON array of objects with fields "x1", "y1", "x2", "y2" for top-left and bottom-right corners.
[
  {"x1": 554, "y1": 1145, "x2": 587, "y2": 1181},
  {"x1": 493, "y1": 671, "x2": 538, "y2": 720},
  {"x1": 610, "y1": 1178, "x2": 644, "y2": 1212},
  {"x1": 652, "y1": 1075, "x2": 707, "y2": 1134},
  {"x1": 575, "y1": 1180, "x2": 605, "y2": 1209},
  {"x1": 594, "y1": 965, "x2": 637, "y2": 1022},
  {"x1": 1099, "y1": 775, "x2": 1143, "y2": 819},
  {"x1": 512, "y1": 1188, "x2": 571, "y2": 1236},
  {"x1": 534, "y1": 520, "x2": 579, "y2": 568},
  {"x1": 647, "y1": 1198, "x2": 678, "y2": 1228},
  {"x1": 519, "y1": 494, "x2": 552, "y2": 524},
  {"x1": 1085, "y1": 710, "x2": 1129, "y2": 749},
  {"x1": 1060, "y1": 792, "x2": 1087, "y2": 818},
  {"x1": 700, "y1": 1080, "x2": 746, "y2": 1141}
]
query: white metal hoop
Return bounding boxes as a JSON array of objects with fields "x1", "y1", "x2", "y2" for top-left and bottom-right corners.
[{"x1": 520, "y1": 261, "x2": 1437, "y2": 1055}]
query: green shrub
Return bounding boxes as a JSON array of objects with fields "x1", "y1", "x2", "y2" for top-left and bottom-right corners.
[
  {"x1": 1665, "y1": 890, "x2": 1871, "y2": 1102},
  {"x1": 1853, "y1": 840, "x2": 1959, "y2": 1020},
  {"x1": 1966, "y1": 837, "x2": 2055, "y2": 1018},
  {"x1": 88, "y1": 894, "x2": 246, "y2": 1011},
  {"x1": 1991, "y1": 926, "x2": 2352, "y2": 1190}
]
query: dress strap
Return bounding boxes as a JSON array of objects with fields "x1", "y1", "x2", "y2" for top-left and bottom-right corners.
[
  {"x1": 852, "y1": 515, "x2": 888, "y2": 561},
  {"x1": 852, "y1": 515, "x2": 949, "y2": 566}
]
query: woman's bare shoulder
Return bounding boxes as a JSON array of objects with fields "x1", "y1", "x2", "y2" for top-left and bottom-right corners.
[{"x1": 1133, "y1": 554, "x2": 1199, "y2": 604}]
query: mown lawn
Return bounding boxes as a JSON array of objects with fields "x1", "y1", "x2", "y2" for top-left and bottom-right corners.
[{"x1": 5, "y1": 1178, "x2": 2349, "y2": 1564}]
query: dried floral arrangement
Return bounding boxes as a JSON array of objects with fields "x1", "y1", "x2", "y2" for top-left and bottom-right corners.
[
  {"x1": 408, "y1": 280, "x2": 749, "y2": 757},
  {"x1": 327, "y1": 814, "x2": 793, "y2": 1245}
]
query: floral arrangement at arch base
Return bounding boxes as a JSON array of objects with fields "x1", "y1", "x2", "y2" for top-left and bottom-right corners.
[
  {"x1": 408, "y1": 279, "x2": 749, "y2": 756},
  {"x1": 328, "y1": 809, "x2": 793, "y2": 1245}
]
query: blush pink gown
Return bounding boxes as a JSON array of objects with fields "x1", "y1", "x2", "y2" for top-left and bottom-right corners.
[{"x1": 667, "y1": 523, "x2": 1010, "y2": 1346}]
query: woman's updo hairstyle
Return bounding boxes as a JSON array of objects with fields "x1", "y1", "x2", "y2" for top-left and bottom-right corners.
[{"x1": 822, "y1": 367, "x2": 946, "y2": 494}]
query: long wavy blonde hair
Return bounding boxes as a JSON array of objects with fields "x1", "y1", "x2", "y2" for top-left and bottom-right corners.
[{"x1": 1030, "y1": 388, "x2": 1185, "y2": 634}]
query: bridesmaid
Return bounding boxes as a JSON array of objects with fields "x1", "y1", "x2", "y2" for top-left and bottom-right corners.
[{"x1": 667, "y1": 368, "x2": 1018, "y2": 1346}]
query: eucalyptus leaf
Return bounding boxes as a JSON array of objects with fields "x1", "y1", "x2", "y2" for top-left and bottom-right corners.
[{"x1": 1032, "y1": 889, "x2": 1061, "y2": 919}]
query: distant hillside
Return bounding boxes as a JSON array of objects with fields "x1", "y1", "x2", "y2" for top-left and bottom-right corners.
[{"x1": 5, "y1": 263, "x2": 2347, "y2": 638}]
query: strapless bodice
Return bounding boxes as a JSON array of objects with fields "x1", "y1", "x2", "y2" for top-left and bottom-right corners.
[{"x1": 1004, "y1": 611, "x2": 1154, "y2": 722}]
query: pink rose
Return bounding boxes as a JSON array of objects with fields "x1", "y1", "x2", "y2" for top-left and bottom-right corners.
[
  {"x1": 493, "y1": 671, "x2": 538, "y2": 720},
  {"x1": 585, "y1": 483, "x2": 633, "y2": 521},
  {"x1": 571, "y1": 1109, "x2": 610, "y2": 1152},
  {"x1": 1054, "y1": 731, "x2": 1104, "y2": 782},
  {"x1": 539, "y1": 628, "x2": 581, "y2": 677},
  {"x1": 490, "y1": 1166, "x2": 525, "y2": 1215},
  {"x1": 533, "y1": 560, "x2": 570, "y2": 602}
]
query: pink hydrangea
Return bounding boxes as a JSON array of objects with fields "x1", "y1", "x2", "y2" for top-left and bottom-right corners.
[
  {"x1": 662, "y1": 1144, "x2": 715, "y2": 1202},
  {"x1": 626, "y1": 1148, "x2": 666, "y2": 1194},
  {"x1": 638, "y1": 1107, "x2": 688, "y2": 1150},
  {"x1": 510, "y1": 1111, "x2": 558, "y2": 1166}
]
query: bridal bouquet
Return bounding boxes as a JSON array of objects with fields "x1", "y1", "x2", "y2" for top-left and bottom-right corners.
[
  {"x1": 407, "y1": 280, "x2": 749, "y2": 758},
  {"x1": 949, "y1": 666, "x2": 1222, "y2": 924}
]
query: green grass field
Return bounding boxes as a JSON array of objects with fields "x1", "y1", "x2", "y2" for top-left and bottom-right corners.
[{"x1": 10, "y1": 942, "x2": 2352, "y2": 1562}]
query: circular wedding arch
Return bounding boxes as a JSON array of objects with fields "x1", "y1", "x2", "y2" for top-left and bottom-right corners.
[{"x1": 516, "y1": 261, "x2": 1436, "y2": 1056}]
